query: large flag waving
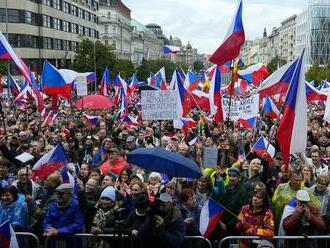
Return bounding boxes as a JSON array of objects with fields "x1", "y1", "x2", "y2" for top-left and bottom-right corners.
[
  {"x1": 0, "y1": 220, "x2": 19, "y2": 248},
  {"x1": 209, "y1": 0, "x2": 245, "y2": 65},
  {"x1": 100, "y1": 66, "x2": 111, "y2": 96},
  {"x1": 277, "y1": 50, "x2": 307, "y2": 169},
  {"x1": 32, "y1": 143, "x2": 69, "y2": 180},
  {"x1": 209, "y1": 65, "x2": 223, "y2": 123}
]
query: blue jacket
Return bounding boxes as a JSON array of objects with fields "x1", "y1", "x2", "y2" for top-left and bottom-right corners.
[
  {"x1": 0, "y1": 199, "x2": 29, "y2": 230},
  {"x1": 92, "y1": 148, "x2": 106, "y2": 167},
  {"x1": 43, "y1": 198, "x2": 84, "y2": 235}
]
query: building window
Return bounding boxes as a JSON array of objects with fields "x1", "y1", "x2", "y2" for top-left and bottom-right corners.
[
  {"x1": 78, "y1": 25, "x2": 84, "y2": 35},
  {"x1": 63, "y1": 40, "x2": 69, "y2": 51},
  {"x1": 0, "y1": 9, "x2": 5, "y2": 22},
  {"x1": 71, "y1": 23, "x2": 78, "y2": 34},
  {"x1": 53, "y1": 18, "x2": 61, "y2": 30},
  {"x1": 72, "y1": 41, "x2": 77, "y2": 51},
  {"x1": 8, "y1": 34, "x2": 21, "y2": 47},
  {"x1": 86, "y1": 11, "x2": 91, "y2": 21},
  {"x1": 62, "y1": 20, "x2": 69, "y2": 32},
  {"x1": 91, "y1": 29, "x2": 95, "y2": 38},
  {"x1": 26, "y1": 11, "x2": 32, "y2": 24},
  {"x1": 43, "y1": 0, "x2": 52, "y2": 7},
  {"x1": 43, "y1": 15, "x2": 52, "y2": 28},
  {"x1": 104, "y1": 25, "x2": 108, "y2": 33},
  {"x1": 54, "y1": 0, "x2": 61, "y2": 10},
  {"x1": 43, "y1": 37, "x2": 53, "y2": 49},
  {"x1": 78, "y1": 8, "x2": 84, "y2": 19},
  {"x1": 54, "y1": 39, "x2": 63, "y2": 50},
  {"x1": 71, "y1": 5, "x2": 77, "y2": 16},
  {"x1": 63, "y1": 1, "x2": 70, "y2": 13},
  {"x1": 8, "y1": 9, "x2": 20, "y2": 23}
]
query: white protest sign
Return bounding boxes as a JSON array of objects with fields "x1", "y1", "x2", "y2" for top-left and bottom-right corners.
[
  {"x1": 222, "y1": 94, "x2": 259, "y2": 121},
  {"x1": 76, "y1": 75, "x2": 88, "y2": 96},
  {"x1": 324, "y1": 96, "x2": 330, "y2": 121},
  {"x1": 203, "y1": 147, "x2": 218, "y2": 168},
  {"x1": 141, "y1": 90, "x2": 178, "y2": 120}
]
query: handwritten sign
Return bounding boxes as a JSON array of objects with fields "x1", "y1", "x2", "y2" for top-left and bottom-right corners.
[
  {"x1": 222, "y1": 94, "x2": 259, "y2": 121},
  {"x1": 76, "y1": 76, "x2": 88, "y2": 96},
  {"x1": 203, "y1": 147, "x2": 218, "y2": 168},
  {"x1": 141, "y1": 90, "x2": 178, "y2": 120}
]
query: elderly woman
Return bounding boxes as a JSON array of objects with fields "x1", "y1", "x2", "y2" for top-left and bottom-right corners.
[
  {"x1": 146, "y1": 172, "x2": 163, "y2": 202},
  {"x1": 236, "y1": 189, "x2": 274, "y2": 248},
  {"x1": 0, "y1": 185, "x2": 29, "y2": 231}
]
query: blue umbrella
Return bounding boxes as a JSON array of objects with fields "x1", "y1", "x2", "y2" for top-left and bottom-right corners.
[{"x1": 127, "y1": 147, "x2": 202, "y2": 179}]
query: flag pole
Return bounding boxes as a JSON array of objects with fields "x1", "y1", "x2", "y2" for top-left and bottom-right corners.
[{"x1": 226, "y1": 60, "x2": 238, "y2": 126}]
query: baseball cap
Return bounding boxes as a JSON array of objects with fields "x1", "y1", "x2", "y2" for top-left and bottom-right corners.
[
  {"x1": 296, "y1": 189, "x2": 310, "y2": 202},
  {"x1": 157, "y1": 193, "x2": 172, "y2": 203}
]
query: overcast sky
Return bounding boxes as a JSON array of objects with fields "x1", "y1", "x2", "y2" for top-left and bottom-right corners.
[{"x1": 123, "y1": 0, "x2": 309, "y2": 54}]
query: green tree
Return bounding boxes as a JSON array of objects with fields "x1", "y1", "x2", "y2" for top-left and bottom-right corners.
[
  {"x1": 0, "y1": 61, "x2": 8, "y2": 75},
  {"x1": 193, "y1": 60, "x2": 204, "y2": 72},
  {"x1": 70, "y1": 39, "x2": 116, "y2": 80},
  {"x1": 113, "y1": 59, "x2": 134, "y2": 78},
  {"x1": 305, "y1": 62, "x2": 326, "y2": 84},
  {"x1": 266, "y1": 56, "x2": 286, "y2": 74}
]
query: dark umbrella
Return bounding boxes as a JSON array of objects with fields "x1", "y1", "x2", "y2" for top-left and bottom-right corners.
[
  {"x1": 75, "y1": 95, "x2": 114, "y2": 109},
  {"x1": 137, "y1": 83, "x2": 157, "y2": 91},
  {"x1": 127, "y1": 147, "x2": 202, "y2": 178}
]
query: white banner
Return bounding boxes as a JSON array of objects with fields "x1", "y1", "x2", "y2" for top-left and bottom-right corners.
[
  {"x1": 324, "y1": 96, "x2": 330, "y2": 121},
  {"x1": 141, "y1": 90, "x2": 178, "y2": 120},
  {"x1": 76, "y1": 76, "x2": 88, "y2": 96},
  {"x1": 222, "y1": 94, "x2": 259, "y2": 121}
]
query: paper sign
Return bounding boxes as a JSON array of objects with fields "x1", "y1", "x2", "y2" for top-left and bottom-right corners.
[
  {"x1": 203, "y1": 147, "x2": 218, "y2": 168},
  {"x1": 222, "y1": 94, "x2": 259, "y2": 121},
  {"x1": 15, "y1": 152, "x2": 34, "y2": 164},
  {"x1": 76, "y1": 76, "x2": 88, "y2": 96},
  {"x1": 141, "y1": 90, "x2": 178, "y2": 120}
]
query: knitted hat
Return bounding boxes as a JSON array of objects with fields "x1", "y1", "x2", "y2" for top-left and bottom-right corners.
[{"x1": 100, "y1": 186, "x2": 116, "y2": 201}]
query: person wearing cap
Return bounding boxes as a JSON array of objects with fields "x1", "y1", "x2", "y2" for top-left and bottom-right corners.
[
  {"x1": 215, "y1": 166, "x2": 249, "y2": 237},
  {"x1": 139, "y1": 193, "x2": 184, "y2": 248},
  {"x1": 280, "y1": 189, "x2": 325, "y2": 246},
  {"x1": 88, "y1": 186, "x2": 118, "y2": 247},
  {"x1": 99, "y1": 146, "x2": 130, "y2": 176},
  {"x1": 43, "y1": 183, "x2": 84, "y2": 247}
]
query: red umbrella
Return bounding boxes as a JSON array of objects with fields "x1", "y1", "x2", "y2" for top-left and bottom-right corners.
[{"x1": 75, "y1": 95, "x2": 114, "y2": 109}]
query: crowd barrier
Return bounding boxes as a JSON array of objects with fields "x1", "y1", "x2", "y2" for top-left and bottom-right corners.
[
  {"x1": 16, "y1": 232, "x2": 41, "y2": 248},
  {"x1": 42, "y1": 234, "x2": 212, "y2": 248},
  {"x1": 217, "y1": 235, "x2": 330, "y2": 248}
]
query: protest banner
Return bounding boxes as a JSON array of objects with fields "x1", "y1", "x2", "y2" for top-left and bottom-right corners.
[
  {"x1": 222, "y1": 94, "x2": 259, "y2": 121},
  {"x1": 76, "y1": 75, "x2": 88, "y2": 96},
  {"x1": 203, "y1": 147, "x2": 218, "y2": 168},
  {"x1": 141, "y1": 90, "x2": 178, "y2": 120}
]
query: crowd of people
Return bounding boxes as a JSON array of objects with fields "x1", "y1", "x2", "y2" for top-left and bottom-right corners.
[{"x1": 0, "y1": 92, "x2": 329, "y2": 248}]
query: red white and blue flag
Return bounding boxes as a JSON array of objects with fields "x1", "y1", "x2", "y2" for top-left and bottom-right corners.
[
  {"x1": 238, "y1": 63, "x2": 268, "y2": 85},
  {"x1": 100, "y1": 66, "x2": 111, "y2": 96},
  {"x1": 219, "y1": 60, "x2": 233, "y2": 73},
  {"x1": 32, "y1": 143, "x2": 68, "y2": 180},
  {"x1": 184, "y1": 70, "x2": 199, "y2": 91},
  {"x1": 83, "y1": 114, "x2": 100, "y2": 126},
  {"x1": 258, "y1": 58, "x2": 298, "y2": 98},
  {"x1": 0, "y1": 220, "x2": 18, "y2": 248},
  {"x1": 239, "y1": 116, "x2": 257, "y2": 129},
  {"x1": 305, "y1": 81, "x2": 327, "y2": 102},
  {"x1": 209, "y1": 0, "x2": 245, "y2": 66},
  {"x1": 163, "y1": 45, "x2": 180, "y2": 54},
  {"x1": 253, "y1": 136, "x2": 276, "y2": 159},
  {"x1": 264, "y1": 96, "x2": 280, "y2": 119},
  {"x1": 8, "y1": 74, "x2": 20, "y2": 96},
  {"x1": 174, "y1": 70, "x2": 189, "y2": 117},
  {"x1": 173, "y1": 117, "x2": 197, "y2": 136},
  {"x1": 114, "y1": 74, "x2": 129, "y2": 96},
  {"x1": 41, "y1": 60, "x2": 72, "y2": 100},
  {"x1": 199, "y1": 198, "x2": 225, "y2": 238},
  {"x1": 122, "y1": 115, "x2": 139, "y2": 127},
  {"x1": 13, "y1": 80, "x2": 30, "y2": 103},
  {"x1": 209, "y1": 65, "x2": 224, "y2": 124},
  {"x1": 277, "y1": 50, "x2": 307, "y2": 169}
]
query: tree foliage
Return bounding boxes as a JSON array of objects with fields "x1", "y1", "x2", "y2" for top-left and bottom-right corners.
[
  {"x1": 193, "y1": 60, "x2": 204, "y2": 72},
  {"x1": 266, "y1": 56, "x2": 287, "y2": 74},
  {"x1": 0, "y1": 61, "x2": 8, "y2": 76},
  {"x1": 305, "y1": 62, "x2": 330, "y2": 84},
  {"x1": 135, "y1": 59, "x2": 187, "y2": 82},
  {"x1": 113, "y1": 59, "x2": 134, "y2": 78},
  {"x1": 70, "y1": 39, "x2": 116, "y2": 81}
]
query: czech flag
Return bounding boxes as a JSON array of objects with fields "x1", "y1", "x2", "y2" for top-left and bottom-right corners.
[
  {"x1": 147, "y1": 72, "x2": 156, "y2": 87},
  {"x1": 178, "y1": 67, "x2": 186, "y2": 82},
  {"x1": 0, "y1": 220, "x2": 18, "y2": 248},
  {"x1": 13, "y1": 80, "x2": 30, "y2": 103},
  {"x1": 258, "y1": 58, "x2": 298, "y2": 98},
  {"x1": 264, "y1": 96, "x2": 280, "y2": 119},
  {"x1": 8, "y1": 73, "x2": 20, "y2": 96},
  {"x1": 32, "y1": 143, "x2": 68, "y2": 180},
  {"x1": 238, "y1": 63, "x2": 269, "y2": 85},
  {"x1": 173, "y1": 117, "x2": 197, "y2": 136},
  {"x1": 252, "y1": 136, "x2": 276, "y2": 160},
  {"x1": 163, "y1": 45, "x2": 180, "y2": 54},
  {"x1": 305, "y1": 81, "x2": 327, "y2": 102},
  {"x1": 277, "y1": 50, "x2": 307, "y2": 170},
  {"x1": 129, "y1": 74, "x2": 140, "y2": 92},
  {"x1": 239, "y1": 116, "x2": 257, "y2": 129},
  {"x1": 41, "y1": 60, "x2": 72, "y2": 100},
  {"x1": 114, "y1": 74, "x2": 129, "y2": 96},
  {"x1": 184, "y1": 70, "x2": 199, "y2": 91},
  {"x1": 219, "y1": 60, "x2": 233, "y2": 73},
  {"x1": 209, "y1": 0, "x2": 245, "y2": 66},
  {"x1": 191, "y1": 90, "x2": 210, "y2": 112},
  {"x1": 83, "y1": 114, "x2": 100, "y2": 126},
  {"x1": 209, "y1": 65, "x2": 224, "y2": 124},
  {"x1": 122, "y1": 115, "x2": 139, "y2": 127},
  {"x1": 199, "y1": 198, "x2": 225, "y2": 238},
  {"x1": 174, "y1": 70, "x2": 188, "y2": 117},
  {"x1": 100, "y1": 66, "x2": 111, "y2": 96}
]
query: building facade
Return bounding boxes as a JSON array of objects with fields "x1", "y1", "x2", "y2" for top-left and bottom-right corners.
[
  {"x1": 279, "y1": 15, "x2": 297, "y2": 63},
  {"x1": 99, "y1": 0, "x2": 132, "y2": 60},
  {"x1": 0, "y1": 0, "x2": 100, "y2": 71},
  {"x1": 296, "y1": 0, "x2": 330, "y2": 66}
]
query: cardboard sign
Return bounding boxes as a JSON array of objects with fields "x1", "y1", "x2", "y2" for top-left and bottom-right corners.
[
  {"x1": 222, "y1": 94, "x2": 259, "y2": 121},
  {"x1": 141, "y1": 90, "x2": 178, "y2": 120},
  {"x1": 76, "y1": 76, "x2": 88, "y2": 96},
  {"x1": 203, "y1": 147, "x2": 218, "y2": 168}
]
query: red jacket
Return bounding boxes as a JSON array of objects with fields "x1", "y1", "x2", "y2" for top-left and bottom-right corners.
[{"x1": 99, "y1": 156, "x2": 129, "y2": 176}]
